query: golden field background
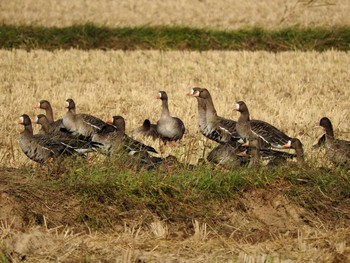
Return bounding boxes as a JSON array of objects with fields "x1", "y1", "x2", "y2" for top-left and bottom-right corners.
[
  {"x1": 0, "y1": 0, "x2": 348, "y2": 29},
  {"x1": 1, "y1": 49, "x2": 349, "y2": 167}
]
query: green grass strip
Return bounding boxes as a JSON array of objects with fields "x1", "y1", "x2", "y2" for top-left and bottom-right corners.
[{"x1": 1, "y1": 24, "x2": 350, "y2": 51}]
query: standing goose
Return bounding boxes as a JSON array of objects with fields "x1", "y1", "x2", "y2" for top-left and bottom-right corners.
[
  {"x1": 188, "y1": 87, "x2": 294, "y2": 149},
  {"x1": 317, "y1": 117, "x2": 350, "y2": 167},
  {"x1": 92, "y1": 115, "x2": 157, "y2": 156},
  {"x1": 33, "y1": 114, "x2": 99, "y2": 151},
  {"x1": 132, "y1": 119, "x2": 160, "y2": 140},
  {"x1": 34, "y1": 100, "x2": 63, "y2": 134},
  {"x1": 156, "y1": 91, "x2": 185, "y2": 144},
  {"x1": 234, "y1": 101, "x2": 261, "y2": 167},
  {"x1": 62, "y1": 99, "x2": 107, "y2": 139},
  {"x1": 187, "y1": 87, "x2": 240, "y2": 145},
  {"x1": 18, "y1": 114, "x2": 87, "y2": 163}
]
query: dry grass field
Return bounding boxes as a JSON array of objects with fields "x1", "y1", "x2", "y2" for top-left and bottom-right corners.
[
  {"x1": 0, "y1": 0, "x2": 349, "y2": 29},
  {"x1": 1, "y1": 1, "x2": 350, "y2": 262},
  {"x1": 1, "y1": 49, "x2": 349, "y2": 167},
  {"x1": 1, "y1": 50, "x2": 350, "y2": 261}
]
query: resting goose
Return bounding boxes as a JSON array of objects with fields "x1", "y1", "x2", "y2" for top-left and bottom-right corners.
[
  {"x1": 318, "y1": 117, "x2": 350, "y2": 167},
  {"x1": 34, "y1": 100, "x2": 63, "y2": 134},
  {"x1": 207, "y1": 143, "x2": 296, "y2": 168},
  {"x1": 282, "y1": 138, "x2": 305, "y2": 165},
  {"x1": 207, "y1": 143, "x2": 246, "y2": 168},
  {"x1": 312, "y1": 134, "x2": 326, "y2": 149},
  {"x1": 92, "y1": 115, "x2": 157, "y2": 156},
  {"x1": 18, "y1": 114, "x2": 88, "y2": 164},
  {"x1": 156, "y1": 91, "x2": 185, "y2": 144},
  {"x1": 62, "y1": 99, "x2": 107, "y2": 139},
  {"x1": 132, "y1": 119, "x2": 160, "y2": 140}
]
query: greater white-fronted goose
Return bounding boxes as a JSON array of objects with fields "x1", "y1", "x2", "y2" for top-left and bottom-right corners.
[
  {"x1": 187, "y1": 87, "x2": 240, "y2": 146},
  {"x1": 92, "y1": 115, "x2": 157, "y2": 156},
  {"x1": 132, "y1": 119, "x2": 160, "y2": 140},
  {"x1": 156, "y1": 91, "x2": 185, "y2": 144},
  {"x1": 317, "y1": 117, "x2": 350, "y2": 167},
  {"x1": 189, "y1": 88, "x2": 294, "y2": 150},
  {"x1": 18, "y1": 114, "x2": 88, "y2": 164},
  {"x1": 207, "y1": 143, "x2": 296, "y2": 168},
  {"x1": 62, "y1": 99, "x2": 107, "y2": 138},
  {"x1": 34, "y1": 100, "x2": 63, "y2": 134},
  {"x1": 33, "y1": 114, "x2": 99, "y2": 150},
  {"x1": 234, "y1": 101, "x2": 262, "y2": 167},
  {"x1": 312, "y1": 134, "x2": 326, "y2": 149},
  {"x1": 234, "y1": 101, "x2": 257, "y2": 145},
  {"x1": 282, "y1": 138, "x2": 305, "y2": 165},
  {"x1": 207, "y1": 143, "x2": 247, "y2": 168},
  {"x1": 233, "y1": 99, "x2": 292, "y2": 149}
]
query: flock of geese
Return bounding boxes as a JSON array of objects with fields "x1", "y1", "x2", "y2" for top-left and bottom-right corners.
[{"x1": 18, "y1": 87, "x2": 350, "y2": 169}]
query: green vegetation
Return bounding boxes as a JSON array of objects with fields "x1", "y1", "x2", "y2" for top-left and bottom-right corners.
[
  {"x1": 8, "y1": 157, "x2": 349, "y2": 230},
  {"x1": 1, "y1": 24, "x2": 350, "y2": 51}
]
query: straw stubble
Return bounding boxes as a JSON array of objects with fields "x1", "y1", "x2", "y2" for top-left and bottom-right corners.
[{"x1": 1, "y1": 50, "x2": 349, "y2": 166}]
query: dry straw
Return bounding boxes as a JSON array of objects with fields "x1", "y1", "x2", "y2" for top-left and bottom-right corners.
[
  {"x1": 1, "y1": 50, "x2": 349, "y2": 166},
  {"x1": 0, "y1": 0, "x2": 346, "y2": 29}
]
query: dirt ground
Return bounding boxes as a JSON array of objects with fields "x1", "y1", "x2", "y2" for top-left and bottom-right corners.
[{"x1": 1, "y1": 168, "x2": 349, "y2": 262}]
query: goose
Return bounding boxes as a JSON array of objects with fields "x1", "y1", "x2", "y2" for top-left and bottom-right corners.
[
  {"x1": 132, "y1": 119, "x2": 160, "y2": 140},
  {"x1": 207, "y1": 143, "x2": 296, "y2": 168},
  {"x1": 62, "y1": 99, "x2": 107, "y2": 139},
  {"x1": 187, "y1": 87, "x2": 241, "y2": 146},
  {"x1": 312, "y1": 134, "x2": 326, "y2": 149},
  {"x1": 33, "y1": 114, "x2": 99, "y2": 150},
  {"x1": 282, "y1": 138, "x2": 304, "y2": 165},
  {"x1": 207, "y1": 143, "x2": 246, "y2": 168},
  {"x1": 234, "y1": 101, "x2": 262, "y2": 167},
  {"x1": 317, "y1": 117, "x2": 350, "y2": 167},
  {"x1": 18, "y1": 114, "x2": 89, "y2": 164},
  {"x1": 156, "y1": 91, "x2": 185, "y2": 144},
  {"x1": 34, "y1": 100, "x2": 64, "y2": 134},
  {"x1": 92, "y1": 115, "x2": 157, "y2": 156},
  {"x1": 188, "y1": 88, "x2": 294, "y2": 150}
]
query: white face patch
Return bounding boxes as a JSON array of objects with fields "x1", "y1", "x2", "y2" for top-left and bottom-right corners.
[
  {"x1": 19, "y1": 116, "x2": 24, "y2": 123},
  {"x1": 37, "y1": 102, "x2": 41, "y2": 108},
  {"x1": 235, "y1": 103, "x2": 240, "y2": 110},
  {"x1": 286, "y1": 140, "x2": 292, "y2": 148},
  {"x1": 158, "y1": 92, "x2": 162, "y2": 99},
  {"x1": 191, "y1": 89, "x2": 195, "y2": 95},
  {"x1": 34, "y1": 116, "x2": 39, "y2": 123},
  {"x1": 65, "y1": 101, "x2": 70, "y2": 108}
]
